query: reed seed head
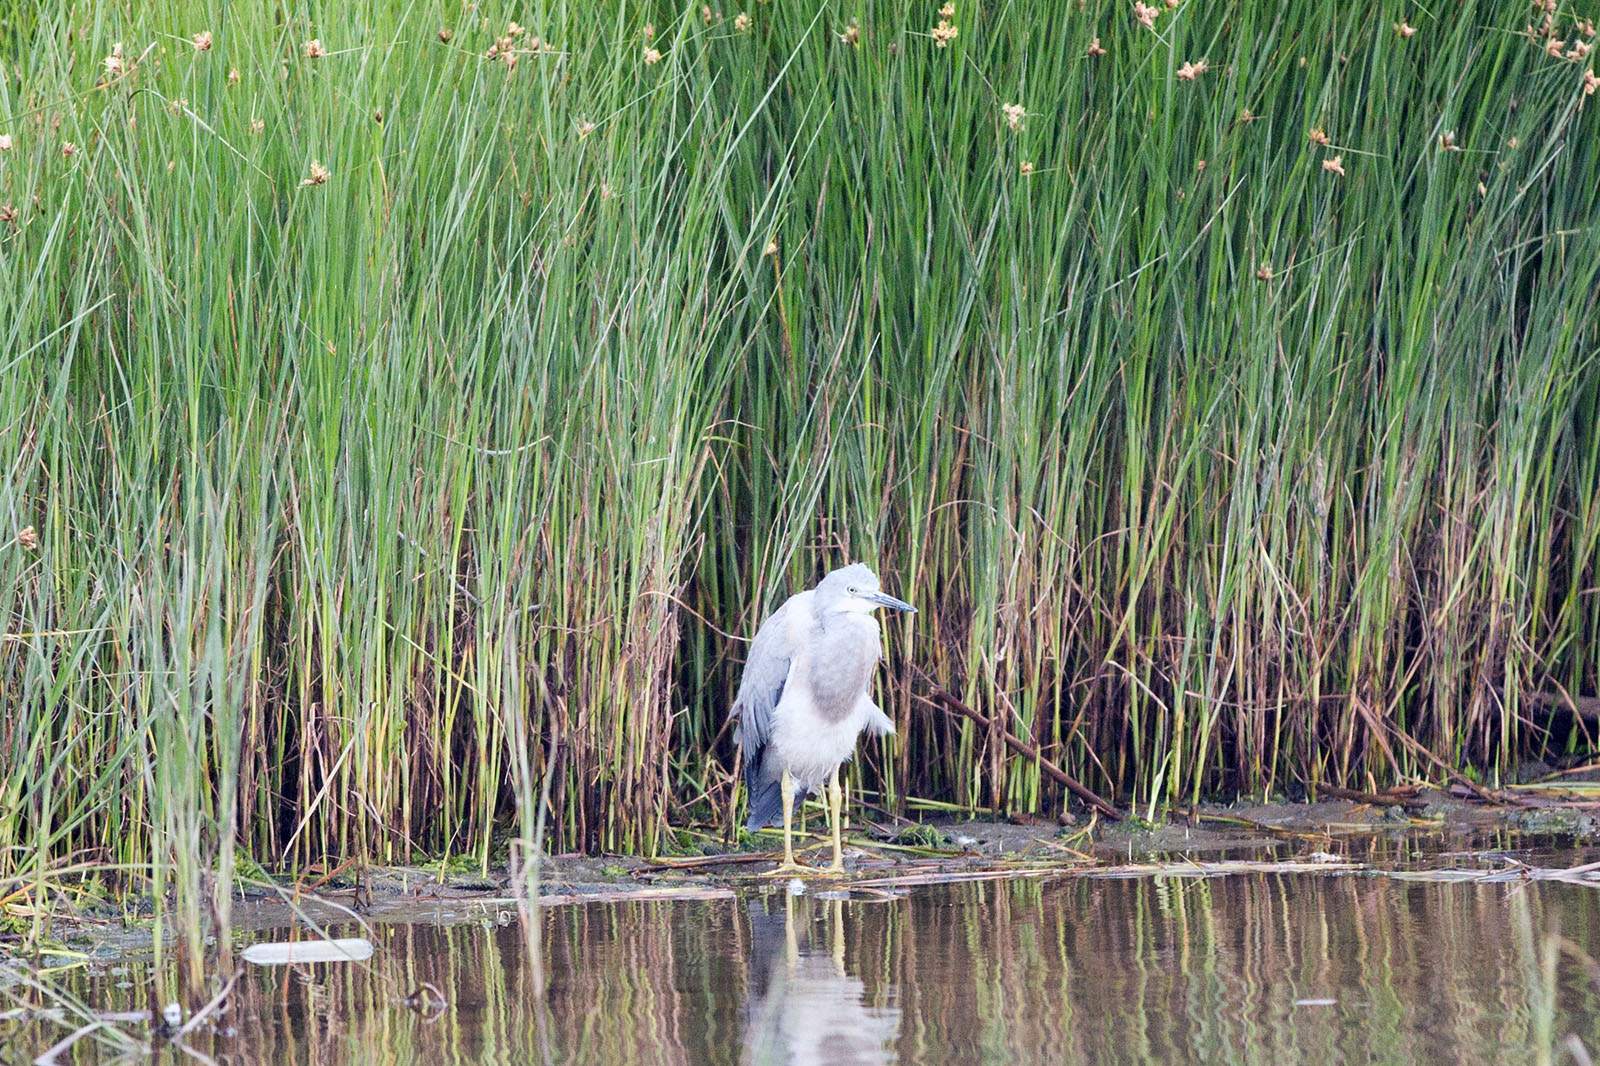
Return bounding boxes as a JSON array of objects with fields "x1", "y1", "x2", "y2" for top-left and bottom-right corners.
[
  {"x1": 1088, "y1": 38, "x2": 1106, "y2": 57},
  {"x1": 302, "y1": 160, "x2": 330, "y2": 186},
  {"x1": 1396, "y1": 22, "x2": 1416, "y2": 38},
  {"x1": 1585, "y1": 68, "x2": 1600, "y2": 94},
  {"x1": 60, "y1": 141, "x2": 77, "y2": 157},
  {"x1": 0, "y1": 203, "x2": 16, "y2": 227},
  {"x1": 1308, "y1": 126, "x2": 1330, "y2": 145},
  {"x1": 734, "y1": 12, "x2": 751, "y2": 32},
  {"x1": 1020, "y1": 160, "x2": 1035, "y2": 175},
  {"x1": 16, "y1": 526, "x2": 37, "y2": 550},
  {"x1": 1002, "y1": 103, "x2": 1025, "y2": 130},
  {"x1": 1322, "y1": 154, "x2": 1345, "y2": 176},
  {"x1": 643, "y1": 46, "x2": 663, "y2": 64},
  {"x1": 192, "y1": 30, "x2": 213, "y2": 51},
  {"x1": 931, "y1": 19, "x2": 959, "y2": 46},
  {"x1": 1176, "y1": 59, "x2": 1208, "y2": 80},
  {"x1": 1134, "y1": 2, "x2": 1159, "y2": 29},
  {"x1": 228, "y1": 67, "x2": 240, "y2": 84},
  {"x1": 303, "y1": 38, "x2": 327, "y2": 58},
  {"x1": 0, "y1": 134, "x2": 11, "y2": 151}
]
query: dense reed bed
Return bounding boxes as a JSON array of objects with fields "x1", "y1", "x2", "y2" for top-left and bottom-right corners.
[{"x1": 3, "y1": 0, "x2": 1598, "y2": 897}]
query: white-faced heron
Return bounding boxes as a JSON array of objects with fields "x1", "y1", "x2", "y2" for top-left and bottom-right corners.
[{"x1": 733, "y1": 562, "x2": 915, "y2": 874}]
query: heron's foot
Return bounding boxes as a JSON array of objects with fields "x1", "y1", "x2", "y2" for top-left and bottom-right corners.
[
  {"x1": 762, "y1": 859, "x2": 820, "y2": 877},
  {"x1": 821, "y1": 860, "x2": 847, "y2": 876}
]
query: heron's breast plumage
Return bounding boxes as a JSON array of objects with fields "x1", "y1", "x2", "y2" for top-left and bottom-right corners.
[
  {"x1": 765, "y1": 605, "x2": 884, "y2": 792},
  {"x1": 805, "y1": 616, "x2": 880, "y2": 722}
]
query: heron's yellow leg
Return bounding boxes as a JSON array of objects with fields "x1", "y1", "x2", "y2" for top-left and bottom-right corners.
[
  {"x1": 824, "y1": 770, "x2": 846, "y2": 874},
  {"x1": 783, "y1": 770, "x2": 798, "y2": 866},
  {"x1": 764, "y1": 769, "x2": 813, "y2": 875}
]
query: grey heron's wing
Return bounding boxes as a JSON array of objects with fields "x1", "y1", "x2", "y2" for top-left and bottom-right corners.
[
  {"x1": 732, "y1": 597, "x2": 795, "y2": 754},
  {"x1": 732, "y1": 596, "x2": 799, "y2": 830}
]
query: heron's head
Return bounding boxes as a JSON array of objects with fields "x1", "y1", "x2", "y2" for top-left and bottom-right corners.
[{"x1": 816, "y1": 563, "x2": 916, "y2": 616}]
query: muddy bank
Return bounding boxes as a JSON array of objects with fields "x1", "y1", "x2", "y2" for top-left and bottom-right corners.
[{"x1": 8, "y1": 787, "x2": 1593, "y2": 963}]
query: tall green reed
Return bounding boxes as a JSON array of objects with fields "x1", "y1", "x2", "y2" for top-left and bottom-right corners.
[{"x1": 0, "y1": 1, "x2": 1596, "y2": 947}]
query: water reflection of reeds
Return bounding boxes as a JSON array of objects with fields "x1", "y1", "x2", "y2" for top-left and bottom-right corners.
[
  {"x1": 885, "y1": 876, "x2": 1600, "y2": 1065},
  {"x1": 30, "y1": 878, "x2": 1600, "y2": 1065}
]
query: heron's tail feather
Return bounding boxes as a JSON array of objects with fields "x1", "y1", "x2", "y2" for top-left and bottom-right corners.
[{"x1": 744, "y1": 778, "x2": 785, "y2": 832}]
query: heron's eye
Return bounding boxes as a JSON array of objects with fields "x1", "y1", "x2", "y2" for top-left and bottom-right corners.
[{"x1": 846, "y1": 586, "x2": 857, "y2": 595}]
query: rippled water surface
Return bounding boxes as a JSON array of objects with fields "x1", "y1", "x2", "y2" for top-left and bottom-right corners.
[{"x1": 12, "y1": 861, "x2": 1600, "y2": 1064}]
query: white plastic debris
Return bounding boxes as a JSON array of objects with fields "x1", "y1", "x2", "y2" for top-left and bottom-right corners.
[{"x1": 240, "y1": 937, "x2": 374, "y2": 966}]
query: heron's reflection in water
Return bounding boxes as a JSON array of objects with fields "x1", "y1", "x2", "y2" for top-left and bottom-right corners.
[{"x1": 742, "y1": 892, "x2": 900, "y2": 1066}]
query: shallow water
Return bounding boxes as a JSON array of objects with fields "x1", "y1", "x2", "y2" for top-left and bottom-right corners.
[{"x1": 12, "y1": 862, "x2": 1600, "y2": 1064}]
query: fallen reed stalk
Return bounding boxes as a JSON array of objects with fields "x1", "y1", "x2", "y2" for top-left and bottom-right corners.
[{"x1": 913, "y1": 674, "x2": 1123, "y2": 821}]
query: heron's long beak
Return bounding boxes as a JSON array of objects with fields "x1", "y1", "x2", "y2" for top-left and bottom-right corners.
[{"x1": 865, "y1": 590, "x2": 916, "y2": 614}]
